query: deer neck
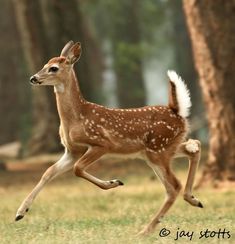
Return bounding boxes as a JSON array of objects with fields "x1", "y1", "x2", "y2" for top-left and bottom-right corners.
[{"x1": 55, "y1": 70, "x2": 85, "y2": 126}]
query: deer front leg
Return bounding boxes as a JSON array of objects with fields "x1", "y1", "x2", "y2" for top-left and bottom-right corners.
[
  {"x1": 176, "y1": 139, "x2": 203, "y2": 208},
  {"x1": 15, "y1": 150, "x2": 76, "y2": 221},
  {"x1": 73, "y1": 146, "x2": 124, "y2": 190}
]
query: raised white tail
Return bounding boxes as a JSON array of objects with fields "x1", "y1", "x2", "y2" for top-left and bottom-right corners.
[{"x1": 167, "y1": 70, "x2": 191, "y2": 118}]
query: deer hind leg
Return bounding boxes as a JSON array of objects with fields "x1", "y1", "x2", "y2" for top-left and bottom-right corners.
[
  {"x1": 139, "y1": 154, "x2": 182, "y2": 235},
  {"x1": 73, "y1": 146, "x2": 124, "y2": 190},
  {"x1": 15, "y1": 150, "x2": 76, "y2": 221},
  {"x1": 176, "y1": 139, "x2": 203, "y2": 208}
]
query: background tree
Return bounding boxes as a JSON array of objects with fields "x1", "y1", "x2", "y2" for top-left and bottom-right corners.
[
  {"x1": 183, "y1": 0, "x2": 235, "y2": 185},
  {"x1": 110, "y1": 0, "x2": 146, "y2": 108},
  {"x1": 13, "y1": 0, "x2": 60, "y2": 155},
  {"x1": 0, "y1": 1, "x2": 28, "y2": 145},
  {"x1": 85, "y1": 0, "x2": 150, "y2": 108}
]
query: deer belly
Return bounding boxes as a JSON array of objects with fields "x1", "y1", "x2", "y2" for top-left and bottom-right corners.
[{"x1": 103, "y1": 150, "x2": 146, "y2": 161}]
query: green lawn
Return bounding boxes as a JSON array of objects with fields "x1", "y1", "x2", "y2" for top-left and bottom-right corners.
[{"x1": 0, "y1": 160, "x2": 234, "y2": 244}]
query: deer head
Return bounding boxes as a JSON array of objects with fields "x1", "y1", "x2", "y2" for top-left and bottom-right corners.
[{"x1": 29, "y1": 41, "x2": 82, "y2": 87}]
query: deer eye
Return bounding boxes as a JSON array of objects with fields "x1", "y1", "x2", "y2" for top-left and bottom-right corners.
[{"x1": 49, "y1": 66, "x2": 59, "y2": 73}]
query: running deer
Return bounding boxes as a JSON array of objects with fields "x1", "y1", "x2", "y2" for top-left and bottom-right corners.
[{"x1": 15, "y1": 41, "x2": 203, "y2": 235}]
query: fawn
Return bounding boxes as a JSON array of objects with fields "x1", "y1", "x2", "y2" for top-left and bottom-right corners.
[{"x1": 15, "y1": 41, "x2": 202, "y2": 235}]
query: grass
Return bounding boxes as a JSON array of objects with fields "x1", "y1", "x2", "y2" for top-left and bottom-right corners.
[{"x1": 0, "y1": 159, "x2": 234, "y2": 244}]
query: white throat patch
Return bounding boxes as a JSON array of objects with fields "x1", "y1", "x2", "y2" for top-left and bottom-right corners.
[{"x1": 54, "y1": 84, "x2": 65, "y2": 93}]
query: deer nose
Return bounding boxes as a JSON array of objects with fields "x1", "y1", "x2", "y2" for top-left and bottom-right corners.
[{"x1": 30, "y1": 75, "x2": 38, "y2": 84}]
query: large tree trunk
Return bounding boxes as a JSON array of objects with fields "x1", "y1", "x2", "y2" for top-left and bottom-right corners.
[
  {"x1": 13, "y1": 0, "x2": 60, "y2": 155},
  {"x1": 0, "y1": 1, "x2": 26, "y2": 145},
  {"x1": 112, "y1": 0, "x2": 146, "y2": 108},
  {"x1": 183, "y1": 0, "x2": 235, "y2": 186}
]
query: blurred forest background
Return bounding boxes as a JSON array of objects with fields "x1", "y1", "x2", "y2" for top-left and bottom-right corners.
[{"x1": 0, "y1": 0, "x2": 234, "y2": 187}]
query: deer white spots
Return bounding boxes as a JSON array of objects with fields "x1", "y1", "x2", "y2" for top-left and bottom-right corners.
[
  {"x1": 166, "y1": 125, "x2": 174, "y2": 131},
  {"x1": 91, "y1": 135, "x2": 98, "y2": 139},
  {"x1": 100, "y1": 118, "x2": 105, "y2": 122}
]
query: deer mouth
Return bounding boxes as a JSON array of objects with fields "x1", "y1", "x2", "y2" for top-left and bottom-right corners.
[
  {"x1": 29, "y1": 75, "x2": 43, "y2": 85},
  {"x1": 30, "y1": 80, "x2": 42, "y2": 85}
]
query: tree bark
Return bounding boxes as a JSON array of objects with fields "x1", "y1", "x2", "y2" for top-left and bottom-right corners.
[
  {"x1": 13, "y1": 0, "x2": 60, "y2": 155},
  {"x1": 183, "y1": 0, "x2": 235, "y2": 186},
  {"x1": 0, "y1": 1, "x2": 25, "y2": 145}
]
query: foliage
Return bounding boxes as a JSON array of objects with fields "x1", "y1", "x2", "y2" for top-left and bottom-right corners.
[{"x1": 83, "y1": 0, "x2": 171, "y2": 58}]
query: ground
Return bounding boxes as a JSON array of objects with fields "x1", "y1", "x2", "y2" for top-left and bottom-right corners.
[{"x1": 0, "y1": 156, "x2": 234, "y2": 244}]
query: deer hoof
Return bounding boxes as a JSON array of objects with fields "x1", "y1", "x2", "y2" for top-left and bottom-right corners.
[
  {"x1": 116, "y1": 180, "x2": 124, "y2": 185},
  {"x1": 109, "y1": 179, "x2": 124, "y2": 186},
  {"x1": 198, "y1": 202, "x2": 203, "y2": 208},
  {"x1": 15, "y1": 215, "x2": 24, "y2": 221}
]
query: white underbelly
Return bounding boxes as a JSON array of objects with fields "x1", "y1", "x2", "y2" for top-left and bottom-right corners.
[{"x1": 101, "y1": 151, "x2": 147, "y2": 161}]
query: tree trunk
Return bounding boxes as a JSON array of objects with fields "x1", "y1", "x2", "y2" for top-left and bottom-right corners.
[
  {"x1": 112, "y1": 0, "x2": 146, "y2": 108},
  {"x1": 0, "y1": 1, "x2": 26, "y2": 145},
  {"x1": 12, "y1": 0, "x2": 60, "y2": 155},
  {"x1": 183, "y1": 0, "x2": 235, "y2": 186}
]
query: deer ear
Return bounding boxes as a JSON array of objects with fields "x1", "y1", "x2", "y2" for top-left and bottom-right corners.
[
  {"x1": 66, "y1": 42, "x2": 82, "y2": 64},
  {"x1": 60, "y1": 40, "x2": 74, "y2": 57}
]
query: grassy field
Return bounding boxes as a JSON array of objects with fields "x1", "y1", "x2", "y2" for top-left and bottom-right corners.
[{"x1": 0, "y1": 159, "x2": 234, "y2": 244}]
